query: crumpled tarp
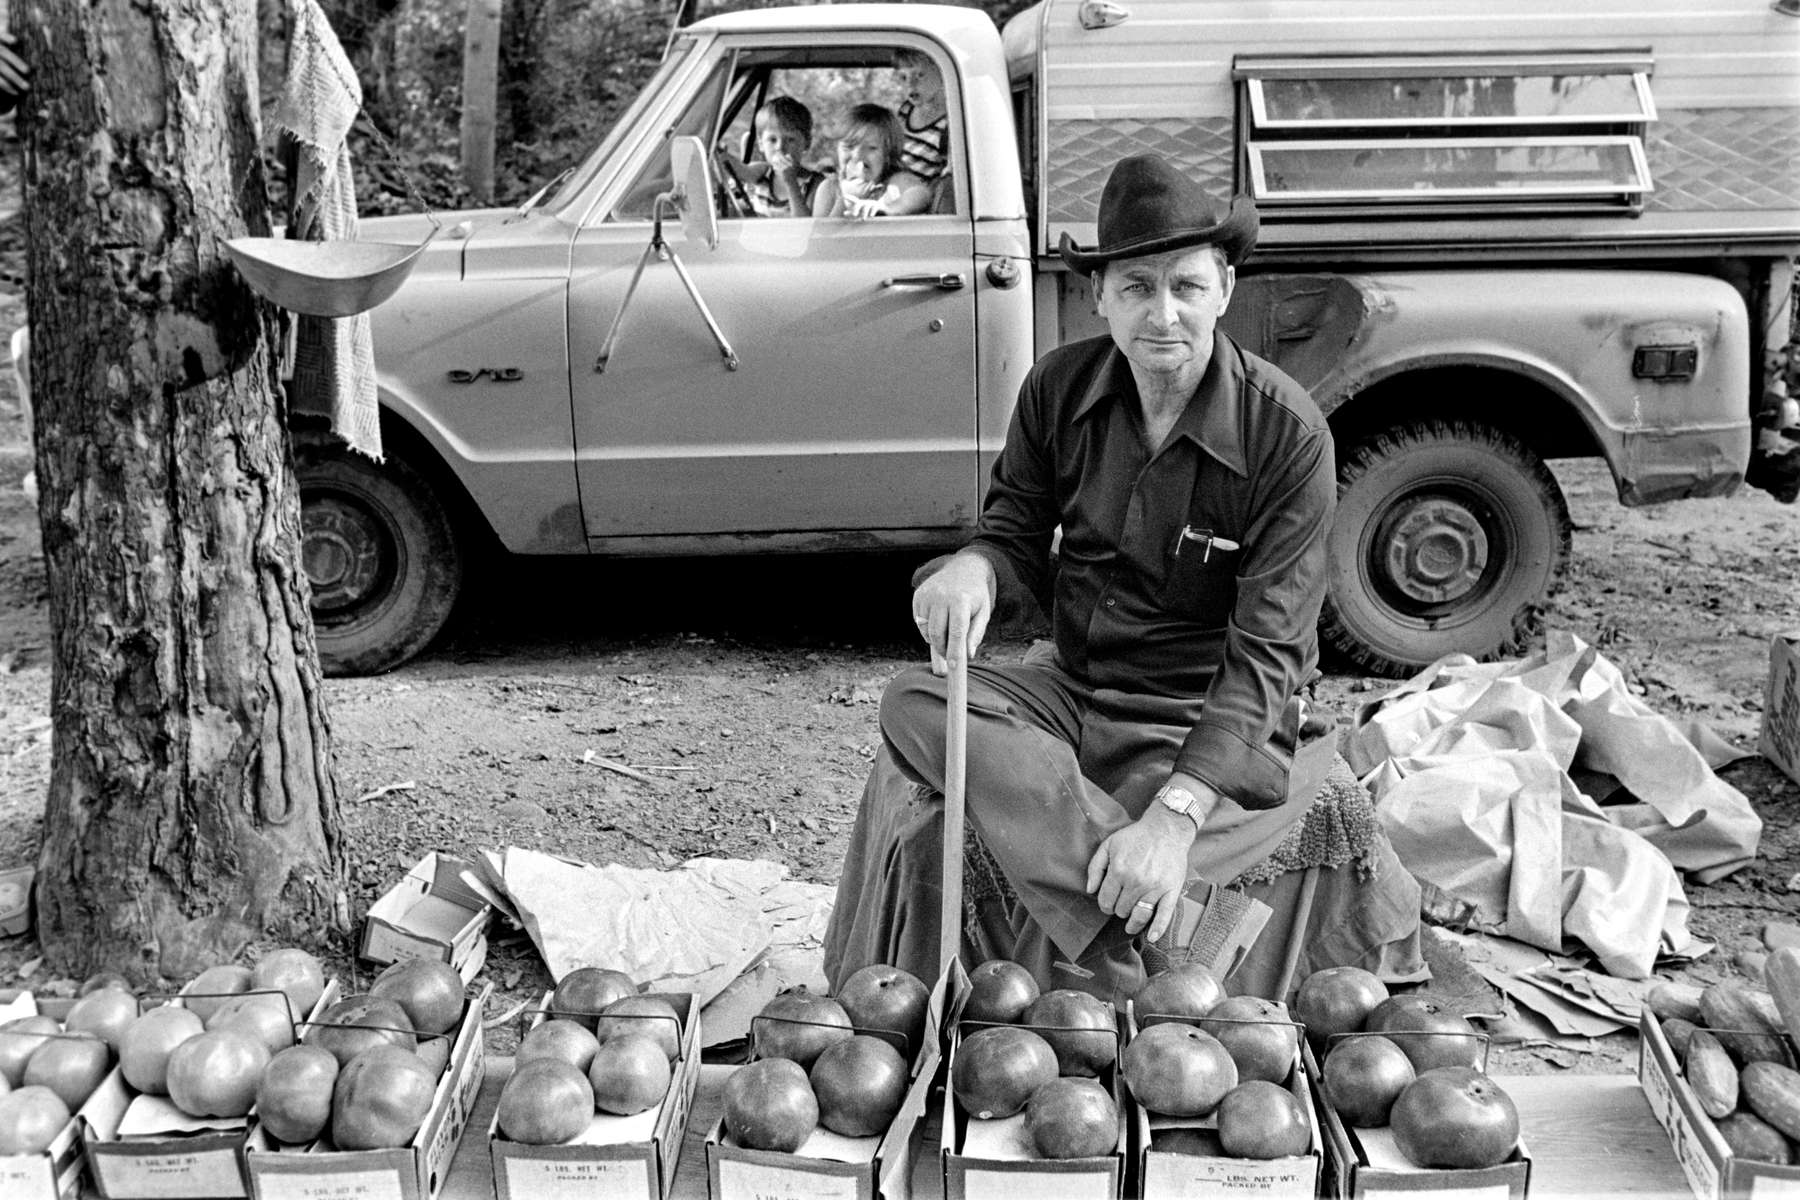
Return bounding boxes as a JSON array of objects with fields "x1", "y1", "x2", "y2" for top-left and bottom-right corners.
[{"x1": 1347, "y1": 631, "x2": 1760, "y2": 979}]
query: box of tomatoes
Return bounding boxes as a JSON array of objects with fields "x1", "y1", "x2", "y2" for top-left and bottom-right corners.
[
  {"x1": 941, "y1": 961, "x2": 1129, "y2": 1200},
  {"x1": 1124, "y1": 994, "x2": 1323, "y2": 1200},
  {"x1": 487, "y1": 976, "x2": 702, "y2": 1200},
  {"x1": 82, "y1": 968, "x2": 344, "y2": 1200},
  {"x1": 241, "y1": 977, "x2": 492, "y2": 1200},
  {"x1": 0, "y1": 990, "x2": 90, "y2": 1200},
  {"x1": 704, "y1": 960, "x2": 952, "y2": 1200}
]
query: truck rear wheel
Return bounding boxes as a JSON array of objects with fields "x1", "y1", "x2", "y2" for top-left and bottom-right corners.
[
  {"x1": 1322, "y1": 419, "x2": 1570, "y2": 677},
  {"x1": 296, "y1": 441, "x2": 463, "y2": 676}
]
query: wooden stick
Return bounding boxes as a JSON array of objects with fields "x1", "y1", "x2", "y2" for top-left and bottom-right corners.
[
  {"x1": 941, "y1": 655, "x2": 969, "y2": 974},
  {"x1": 580, "y1": 752, "x2": 661, "y2": 785}
]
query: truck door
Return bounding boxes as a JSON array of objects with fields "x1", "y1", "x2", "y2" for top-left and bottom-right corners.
[{"x1": 566, "y1": 38, "x2": 977, "y2": 547}]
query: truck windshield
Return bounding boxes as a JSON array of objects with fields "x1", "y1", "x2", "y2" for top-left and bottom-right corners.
[{"x1": 540, "y1": 35, "x2": 703, "y2": 215}]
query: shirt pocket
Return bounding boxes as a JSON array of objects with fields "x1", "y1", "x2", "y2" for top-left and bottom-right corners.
[{"x1": 1157, "y1": 523, "x2": 1240, "y2": 626}]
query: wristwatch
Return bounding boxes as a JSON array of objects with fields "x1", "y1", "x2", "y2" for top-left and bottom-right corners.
[{"x1": 1155, "y1": 783, "x2": 1207, "y2": 833}]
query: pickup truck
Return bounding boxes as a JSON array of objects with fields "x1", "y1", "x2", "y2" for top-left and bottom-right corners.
[{"x1": 290, "y1": 0, "x2": 1799, "y2": 675}]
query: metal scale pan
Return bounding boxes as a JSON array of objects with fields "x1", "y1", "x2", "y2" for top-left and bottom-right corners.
[{"x1": 223, "y1": 227, "x2": 440, "y2": 318}]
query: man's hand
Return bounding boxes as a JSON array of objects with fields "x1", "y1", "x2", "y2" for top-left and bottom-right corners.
[
  {"x1": 1085, "y1": 777, "x2": 1215, "y2": 942},
  {"x1": 911, "y1": 552, "x2": 995, "y2": 676}
]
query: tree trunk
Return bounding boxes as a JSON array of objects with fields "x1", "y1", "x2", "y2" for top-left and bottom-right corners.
[{"x1": 21, "y1": 0, "x2": 348, "y2": 984}]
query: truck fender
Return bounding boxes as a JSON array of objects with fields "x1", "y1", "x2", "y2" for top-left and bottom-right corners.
[
  {"x1": 1291, "y1": 269, "x2": 1750, "y2": 505},
  {"x1": 368, "y1": 374, "x2": 585, "y2": 555}
]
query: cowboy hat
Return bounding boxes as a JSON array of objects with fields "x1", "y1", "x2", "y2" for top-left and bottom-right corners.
[{"x1": 1058, "y1": 154, "x2": 1258, "y2": 274}]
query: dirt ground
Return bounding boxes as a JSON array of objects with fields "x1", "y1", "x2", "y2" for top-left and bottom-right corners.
[{"x1": 0, "y1": 228, "x2": 1793, "y2": 1077}]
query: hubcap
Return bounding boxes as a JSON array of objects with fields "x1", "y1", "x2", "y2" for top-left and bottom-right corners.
[
  {"x1": 302, "y1": 498, "x2": 390, "y2": 615},
  {"x1": 1379, "y1": 494, "x2": 1489, "y2": 605}
]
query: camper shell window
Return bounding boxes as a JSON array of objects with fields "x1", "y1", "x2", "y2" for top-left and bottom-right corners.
[{"x1": 1235, "y1": 53, "x2": 1655, "y2": 216}]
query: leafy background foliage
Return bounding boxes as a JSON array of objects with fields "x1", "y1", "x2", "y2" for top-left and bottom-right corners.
[{"x1": 308, "y1": 0, "x2": 1033, "y2": 216}]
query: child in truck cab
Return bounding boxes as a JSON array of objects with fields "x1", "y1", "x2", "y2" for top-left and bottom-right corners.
[
  {"x1": 719, "y1": 96, "x2": 824, "y2": 218},
  {"x1": 812, "y1": 103, "x2": 932, "y2": 220},
  {"x1": 894, "y1": 48, "x2": 949, "y2": 184}
]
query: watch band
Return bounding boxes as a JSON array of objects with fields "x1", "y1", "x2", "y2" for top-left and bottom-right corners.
[{"x1": 1155, "y1": 783, "x2": 1206, "y2": 832}]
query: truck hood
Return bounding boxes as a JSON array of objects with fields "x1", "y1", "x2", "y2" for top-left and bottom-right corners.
[
  {"x1": 359, "y1": 208, "x2": 512, "y2": 244},
  {"x1": 361, "y1": 207, "x2": 573, "y2": 264}
]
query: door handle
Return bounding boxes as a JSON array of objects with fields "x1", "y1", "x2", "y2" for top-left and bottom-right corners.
[{"x1": 880, "y1": 273, "x2": 966, "y2": 291}]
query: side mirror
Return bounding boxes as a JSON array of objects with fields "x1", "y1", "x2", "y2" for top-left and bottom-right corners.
[
  {"x1": 595, "y1": 135, "x2": 737, "y2": 374},
  {"x1": 669, "y1": 136, "x2": 719, "y2": 251}
]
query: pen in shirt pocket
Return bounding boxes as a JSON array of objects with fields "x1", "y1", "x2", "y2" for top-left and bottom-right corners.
[{"x1": 1173, "y1": 525, "x2": 1240, "y2": 562}]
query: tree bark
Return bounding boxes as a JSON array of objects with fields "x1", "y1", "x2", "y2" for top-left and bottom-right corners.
[{"x1": 21, "y1": 0, "x2": 348, "y2": 984}]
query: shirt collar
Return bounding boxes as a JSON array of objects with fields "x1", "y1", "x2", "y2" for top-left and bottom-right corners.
[{"x1": 1072, "y1": 333, "x2": 1250, "y2": 477}]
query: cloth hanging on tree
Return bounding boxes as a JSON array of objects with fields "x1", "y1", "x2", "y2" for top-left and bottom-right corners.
[{"x1": 272, "y1": 0, "x2": 381, "y2": 460}]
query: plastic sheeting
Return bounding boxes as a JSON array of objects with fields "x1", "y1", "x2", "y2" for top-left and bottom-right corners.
[{"x1": 1347, "y1": 631, "x2": 1760, "y2": 979}]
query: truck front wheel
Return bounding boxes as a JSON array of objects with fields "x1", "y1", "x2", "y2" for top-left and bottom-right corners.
[
  {"x1": 296, "y1": 442, "x2": 463, "y2": 676},
  {"x1": 1322, "y1": 419, "x2": 1571, "y2": 677}
]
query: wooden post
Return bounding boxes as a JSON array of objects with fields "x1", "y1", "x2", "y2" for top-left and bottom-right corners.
[
  {"x1": 941, "y1": 656, "x2": 968, "y2": 974},
  {"x1": 460, "y1": 0, "x2": 502, "y2": 203}
]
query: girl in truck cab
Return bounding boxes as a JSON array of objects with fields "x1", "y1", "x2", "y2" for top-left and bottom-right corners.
[
  {"x1": 812, "y1": 103, "x2": 931, "y2": 220},
  {"x1": 894, "y1": 47, "x2": 949, "y2": 183}
]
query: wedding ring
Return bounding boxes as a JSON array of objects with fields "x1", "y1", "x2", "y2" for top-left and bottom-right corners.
[{"x1": 1133, "y1": 899, "x2": 1154, "y2": 911}]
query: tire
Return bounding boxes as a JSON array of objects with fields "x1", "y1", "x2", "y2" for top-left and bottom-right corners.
[
  {"x1": 296, "y1": 443, "x2": 463, "y2": 676},
  {"x1": 1321, "y1": 419, "x2": 1571, "y2": 678}
]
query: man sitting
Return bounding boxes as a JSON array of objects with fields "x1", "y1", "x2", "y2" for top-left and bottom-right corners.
[{"x1": 823, "y1": 154, "x2": 1424, "y2": 1003}]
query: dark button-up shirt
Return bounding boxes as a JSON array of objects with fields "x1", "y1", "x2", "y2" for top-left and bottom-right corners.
[{"x1": 965, "y1": 331, "x2": 1334, "y2": 810}]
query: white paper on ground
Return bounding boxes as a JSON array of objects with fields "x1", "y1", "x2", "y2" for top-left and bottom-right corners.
[
  {"x1": 1443, "y1": 927, "x2": 1673, "y2": 1037},
  {"x1": 698, "y1": 940, "x2": 831, "y2": 1048},
  {"x1": 490, "y1": 849, "x2": 833, "y2": 1009}
]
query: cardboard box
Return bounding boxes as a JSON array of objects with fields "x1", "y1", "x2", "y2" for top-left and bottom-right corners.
[
  {"x1": 706, "y1": 964, "x2": 955, "y2": 1200},
  {"x1": 0, "y1": 992, "x2": 87, "y2": 1200},
  {"x1": 941, "y1": 996, "x2": 1127, "y2": 1200},
  {"x1": 490, "y1": 990, "x2": 701, "y2": 1200},
  {"x1": 1761, "y1": 632, "x2": 1800, "y2": 786},
  {"x1": 1638, "y1": 1009, "x2": 1800, "y2": 1199},
  {"x1": 360, "y1": 852, "x2": 495, "y2": 984},
  {"x1": 243, "y1": 980, "x2": 492, "y2": 1200},
  {"x1": 1129, "y1": 1006, "x2": 1321, "y2": 1200},
  {"x1": 1308, "y1": 1042, "x2": 1532, "y2": 1199},
  {"x1": 83, "y1": 979, "x2": 342, "y2": 1200},
  {"x1": 0, "y1": 865, "x2": 33, "y2": 936},
  {"x1": 0, "y1": 1114, "x2": 85, "y2": 1200}
]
